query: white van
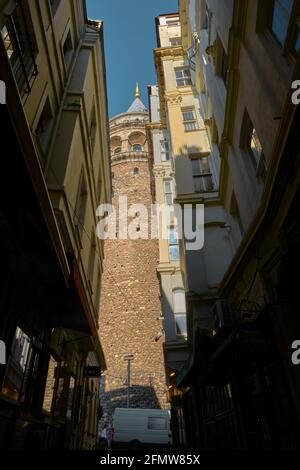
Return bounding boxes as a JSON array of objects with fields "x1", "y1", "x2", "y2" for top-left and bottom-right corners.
[{"x1": 112, "y1": 408, "x2": 172, "y2": 450}]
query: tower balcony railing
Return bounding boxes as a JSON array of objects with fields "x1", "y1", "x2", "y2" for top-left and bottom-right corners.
[{"x1": 111, "y1": 150, "x2": 148, "y2": 162}]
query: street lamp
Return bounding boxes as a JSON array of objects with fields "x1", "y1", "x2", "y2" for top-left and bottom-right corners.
[{"x1": 123, "y1": 353, "x2": 134, "y2": 408}]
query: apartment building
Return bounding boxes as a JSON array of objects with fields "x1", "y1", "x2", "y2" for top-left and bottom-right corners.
[
  {"x1": 173, "y1": 0, "x2": 300, "y2": 449},
  {"x1": 154, "y1": 11, "x2": 234, "y2": 446},
  {"x1": 0, "y1": 0, "x2": 111, "y2": 449},
  {"x1": 147, "y1": 84, "x2": 189, "y2": 444}
]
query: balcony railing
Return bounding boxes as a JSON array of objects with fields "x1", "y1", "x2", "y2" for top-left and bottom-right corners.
[
  {"x1": 1, "y1": 1, "x2": 38, "y2": 96},
  {"x1": 112, "y1": 150, "x2": 148, "y2": 162}
]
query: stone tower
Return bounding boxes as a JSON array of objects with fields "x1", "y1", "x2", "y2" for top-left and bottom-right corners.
[{"x1": 99, "y1": 85, "x2": 168, "y2": 425}]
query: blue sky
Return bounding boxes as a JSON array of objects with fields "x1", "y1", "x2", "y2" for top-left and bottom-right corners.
[{"x1": 86, "y1": 0, "x2": 178, "y2": 117}]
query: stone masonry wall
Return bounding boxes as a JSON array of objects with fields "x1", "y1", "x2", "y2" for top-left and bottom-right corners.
[{"x1": 99, "y1": 118, "x2": 168, "y2": 427}]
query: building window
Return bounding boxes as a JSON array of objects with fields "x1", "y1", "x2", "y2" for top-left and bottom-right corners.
[
  {"x1": 95, "y1": 269, "x2": 101, "y2": 311},
  {"x1": 161, "y1": 139, "x2": 170, "y2": 161},
  {"x1": 182, "y1": 108, "x2": 198, "y2": 131},
  {"x1": 241, "y1": 110, "x2": 265, "y2": 175},
  {"x1": 133, "y1": 167, "x2": 139, "y2": 176},
  {"x1": 2, "y1": 326, "x2": 42, "y2": 406},
  {"x1": 191, "y1": 156, "x2": 214, "y2": 192},
  {"x1": 114, "y1": 147, "x2": 121, "y2": 155},
  {"x1": 230, "y1": 192, "x2": 244, "y2": 237},
  {"x1": 199, "y1": 92, "x2": 207, "y2": 119},
  {"x1": 50, "y1": 0, "x2": 61, "y2": 16},
  {"x1": 175, "y1": 67, "x2": 192, "y2": 87},
  {"x1": 132, "y1": 144, "x2": 142, "y2": 152},
  {"x1": 88, "y1": 233, "x2": 96, "y2": 287},
  {"x1": 293, "y1": 28, "x2": 300, "y2": 53},
  {"x1": 173, "y1": 289, "x2": 187, "y2": 337},
  {"x1": 166, "y1": 19, "x2": 180, "y2": 26},
  {"x1": 89, "y1": 104, "x2": 97, "y2": 153},
  {"x1": 1, "y1": 2, "x2": 38, "y2": 96},
  {"x1": 164, "y1": 180, "x2": 173, "y2": 205},
  {"x1": 271, "y1": 0, "x2": 293, "y2": 46},
  {"x1": 169, "y1": 227, "x2": 179, "y2": 261},
  {"x1": 75, "y1": 171, "x2": 88, "y2": 238},
  {"x1": 97, "y1": 174, "x2": 102, "y2": 204},
  {"x1": 219, "y1": 39, "x2": 228, "y2": 86},
  {"x1": 62, "y1": 27, "x2": 73, "y2": 71},
  {"x1": 34, "y1": 96, "x2": 54, "y2": 158},
  {"x1": 42, "y1": 355, "x2": 57, "y2": 413},
  {"x1": 170, "y1": 37, "x2": 182, "y2": 46}
]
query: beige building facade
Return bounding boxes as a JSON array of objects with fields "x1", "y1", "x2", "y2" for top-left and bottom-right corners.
[
  {"x1": 166, "y1": 0, "x2": 300, "y2": 450},
  {"x1": 147, "y1": 85, "x2": 189, "y2": 385}
]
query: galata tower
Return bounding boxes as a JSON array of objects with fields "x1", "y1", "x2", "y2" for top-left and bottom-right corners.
[{"x1": 99, "y1": 84, "x2": 168, "y2": 425}]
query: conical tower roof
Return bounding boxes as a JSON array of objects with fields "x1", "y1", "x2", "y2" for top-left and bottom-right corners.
[{"x1": 126, "y1": 83, "x2": 147, "y2": 113}]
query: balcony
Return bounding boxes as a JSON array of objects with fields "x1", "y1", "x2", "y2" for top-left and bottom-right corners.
[
  {"x1": 1, "y1": 1, "x2": 38, "y2": 97},
  {"x1": 111, "y1": 150, "x2": 148, "y2": 163}
]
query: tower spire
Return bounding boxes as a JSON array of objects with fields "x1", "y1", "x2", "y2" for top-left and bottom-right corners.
[{"x1": 135, "y1": 82, "x2": 140, "y2": 99}]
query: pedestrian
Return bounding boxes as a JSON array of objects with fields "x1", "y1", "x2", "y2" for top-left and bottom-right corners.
[
  {"x1": 100, "y1": 422, "x2": 108, "y2": 450},
  {"x1": 107, "y1": 426, "x2": 113, "y2": 450}
]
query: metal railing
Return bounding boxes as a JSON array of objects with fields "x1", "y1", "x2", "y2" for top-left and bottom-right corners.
[{"x1": 1, "y1": 1, "x2": 38, "y2": 96}]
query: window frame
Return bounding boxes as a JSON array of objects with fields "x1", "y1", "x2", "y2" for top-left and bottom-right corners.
[
  {"x1": 240, "y1": 109, "x2": 266, "y2": 180},
  {"x1": 174, "y1": 66, "x2": 192, "y2": 87},
  {"x1": 164, "y1": 179, "x2": 173, "y2": 205},
  {"x1": 182, "y1": 107, "x2": 199, "y2": 132},
  {"x1": 49, "y1": 0, "x2": 62, "y2": 17},
  {"x1": 168, "y1": 227, "x2": 180, "y2": 262},
  {"x1": 1, "y1": 2, "x2": 39, "y2": 97},
  {"x1": 190, "y1": 155, "x2": 214, "y2": 193},
  {"x1": 160, "y1": 139, "x2": 170, "y2": 162},
  {"x1": 132, "y1": 144, "x2": 142, "y2": 153},
  {"x1": 61, "y1": 20, "x2": 74, "y2": 74},
  {"x1": 173, "y1": 289, "x2": 187, "y2": 338},
  {"x1": 257, "y1": 0, "x2": 300, "y2": 57},
  {"x1": 2, "y1": 325, "x2": 43, "y2": 406},
  {"x1": 170, "y1": 37, "x2": 182, "y2": 46},
  {"x1": 32, "y1": 86, "x2": 55, "y2": 167},
  {"x1": 74, "y1": 169, "x2": 88, "y2": 239}
]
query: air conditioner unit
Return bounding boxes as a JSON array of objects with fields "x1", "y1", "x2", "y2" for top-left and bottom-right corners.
[{"x1": 212, "y1": 300, "x2": 234, "y2": 335}]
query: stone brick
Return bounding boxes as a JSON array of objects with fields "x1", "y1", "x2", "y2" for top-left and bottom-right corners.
[{"x1": 99, "y1": 112, "x2": 168, "y2": 426}]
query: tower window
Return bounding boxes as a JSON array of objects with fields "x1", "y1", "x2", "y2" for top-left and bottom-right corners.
[
  {"x1": 133, "y1": 168, "x2": 139, "y2": 176},
  {"x1": 132, "y1": 144, "x2": 142, "y2": 152}
]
